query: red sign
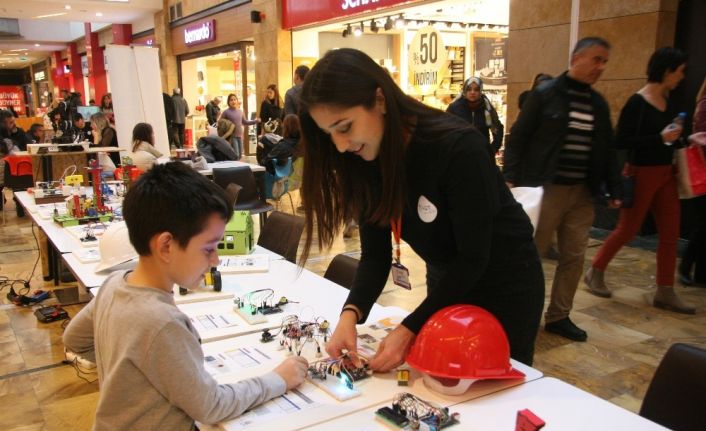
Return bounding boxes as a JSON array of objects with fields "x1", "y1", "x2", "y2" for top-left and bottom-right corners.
[
  {"x1": 282, "y1": 0, "x2": 415, "y2": 29},
  {"x1": 184, "y1": 19, "x2": 216, "y2": 46},
  {"x1": 0, "y1": 86, "x2": 25, "y2": 116}
]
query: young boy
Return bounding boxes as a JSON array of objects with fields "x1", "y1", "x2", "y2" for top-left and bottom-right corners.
[{"x1": 63, "y1": 162, "x2": 308, "y2": 430}]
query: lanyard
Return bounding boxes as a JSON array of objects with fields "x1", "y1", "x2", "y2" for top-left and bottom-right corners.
[{"x1": 391, "y1": 217, "x2": 402, "y2": 263}]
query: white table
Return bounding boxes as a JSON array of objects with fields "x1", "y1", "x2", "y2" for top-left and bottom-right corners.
[
  {"x1": 199, "y1": 161, "x2": 266, "y2": 176},
  {"x1": 74, "y1": 245, "x2": 283, "y2": 290},
  {"x1": 303, "y1": 377, "x2": 664, "y2": 431},
  {"x1": 198, "y1": 326, "x2": 542, "y2": 431}
]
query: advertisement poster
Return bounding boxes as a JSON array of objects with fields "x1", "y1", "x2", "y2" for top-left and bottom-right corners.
[
  {"x1": 0, "y1": 86, "x2": 25, "y2": 116},
  {"x1": 473, "y1": 37, "x2": 507, "y2": 87}
]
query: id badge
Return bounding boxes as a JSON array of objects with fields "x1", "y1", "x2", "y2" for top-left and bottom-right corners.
[{"x1": 391, "y1": 262, "x2": 412, "y2": 290}]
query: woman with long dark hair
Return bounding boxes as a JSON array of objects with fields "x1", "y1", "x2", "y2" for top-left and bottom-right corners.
[
  {"x1": 585, "y1": 47, "x2": 695, "y2": 313},
  {"x1": 130, "y1": 123, "x2": 162, "y2": 171},
  {"x1": 220, "y1": 93, "x2": 259, "y2": 159},
  {"x1": 258, "y1": 84, "x2": 284, "y2": 136},
  {"x1": 298, "y1": 48, "x2": 544, "y2": 369}
]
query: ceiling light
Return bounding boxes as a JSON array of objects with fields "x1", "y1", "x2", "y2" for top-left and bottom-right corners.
[
  {"x1": 34, "y1": 43, "x2": 40, "y2": 47},
  {"x1": 384, "y1": 16, "x2": 393, "y2": 31},
  {"x1": 395, "y1": 15, "x2": 405, "y2": 29},
  {"x1": 34, "y1": 12, "x2": 68, "y2": 18},
  {"x1": 353, "y1": 22, "x2": 363, "y2": 37},
  {"x1": 96, "y1": 12, "x2": 103, "y2": 17},
  {"x1": 65, "y1": 4, "x2": 71, "y2": 9},
  {"x1": 370, "y1": 19, "x2": 378, "y2": 33}
]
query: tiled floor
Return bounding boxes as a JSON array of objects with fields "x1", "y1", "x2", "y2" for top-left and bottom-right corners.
[{"x1": 1, "y1": 193, "x2": 705, "y2": 429}]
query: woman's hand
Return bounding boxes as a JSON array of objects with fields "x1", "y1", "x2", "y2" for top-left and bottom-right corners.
[
  {"x1": 325, "y1": 310, "x2": 359, "y2": 359},
  {"x1": 688, "y1": 131, "x2": 706, "y2": 146},
  {"x1": 661, "y1": 123, "x2": 683, "y2": 144},
  {"x1": 368, "y1": 325, "x2": 416, "y2": 372}
]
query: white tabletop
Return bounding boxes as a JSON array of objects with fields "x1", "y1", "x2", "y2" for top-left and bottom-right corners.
[
  {"x1": 16, "y1": 146, "x2": 123, "y2": 157},
  {"x1": 197, "y1": 327, "x2": 542, "y2": 431},
  {"x1": 200, "y1": 161, "x2": 266, "y2": 176},
  {"x1": 15, "y1": 191, "x2": 121, "y2": 254},
  {"x1": 82, "y1": 246, "x2": 283, "y2": 291},
  {"x1": 303, "y1": 377, "x2": 663, "y2": 431}
]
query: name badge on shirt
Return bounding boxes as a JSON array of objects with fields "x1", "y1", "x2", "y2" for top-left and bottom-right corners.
[{"x1": 391, "y1": 262, "x2": 412, "y2": 290}]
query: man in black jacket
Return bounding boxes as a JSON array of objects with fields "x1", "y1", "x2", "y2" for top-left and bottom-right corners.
[{"x1": 503, "y1": 37, "x2": 622, "y2": 342}]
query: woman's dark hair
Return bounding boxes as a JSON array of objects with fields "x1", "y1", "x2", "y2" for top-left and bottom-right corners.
[
  {"x1": 100, "y1": 93, "x2": 112, "y2": 110},
  {"x1": 282, "y1": 114, "x2": 300, "y2": 139},
  {"x1": 265, "y1": 84, "x2": 282, "y2": 108},
  {"x1": 131, "y1": 122, "x2": 154, "y2": 151},
  {"x1": 531, "y1": 73, "x2": 553, "y2": 90},
  {"x1": 227, "y1": 93, "x2": 239, "y2": 106},
  {"x1": 647, "y1": 47, "x2": 687, "y2": 83},
  {"x1": 298, "y1": 48, "x2": 471, "y2": 263}
]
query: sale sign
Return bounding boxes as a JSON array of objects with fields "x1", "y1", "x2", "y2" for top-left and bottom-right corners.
[
  {"x1": 0, "y1": 86, "x2": 25, "y2": 116},
  {"x1": 408, "y1": 26, "x2": 448, "y2": 95}
]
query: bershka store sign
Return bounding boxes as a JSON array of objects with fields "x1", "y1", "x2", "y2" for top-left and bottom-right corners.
[
  {"x1": 282, "y1": 0, "x2": 413, "y2": 29},
  {"x1": 184, "y1": 20, "x2": 216, "y2": 46}
]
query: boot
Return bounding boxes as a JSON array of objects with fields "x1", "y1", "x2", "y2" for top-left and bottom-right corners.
[
  {"x1": 678, "y1": 260, "x2": 694, "y2": 286},
  {"x1": 653, "y1": 286, "x2": 696, "y2": 314},
  {"x1": 584, "y1": 266, "x2": 611, "y2": 298}
]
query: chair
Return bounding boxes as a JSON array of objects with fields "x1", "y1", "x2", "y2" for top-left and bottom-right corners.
[
  {"x1": 265, "y1": 157, "x2": 295, "y2": 213},
  {"x1": 323, "y1": 254, "x2": 360, "y2": 290},
  {"x1": 2, "y1": 156, "x2": 34, "y2": 223},
  {"x1": 213, "y1": 166, "x2": 273, "y2": 229},
  {"x1": 256, "y1": 211, "x2": 304, "y2": 263},
  {"x1": 639, "y1": 343, "x2": 706, "y2": 430}
]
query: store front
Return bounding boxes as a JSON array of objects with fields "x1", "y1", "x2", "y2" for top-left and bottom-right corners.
[
  {"x1": 284, "y1": 0, "x2": 509, "y2": 148},
  {"x1": 171, "y1": 4, "x2": 256, "y2": 151},
  {"x1": 32, "y1": 61, "x2": 52, "y2": 117}
]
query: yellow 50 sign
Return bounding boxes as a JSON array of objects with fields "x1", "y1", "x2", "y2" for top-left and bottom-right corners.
[{"x1": 408, "y1": 26, "x2": 447, "y2": 93}]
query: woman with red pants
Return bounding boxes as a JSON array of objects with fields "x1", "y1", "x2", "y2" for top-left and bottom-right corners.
[{"x1": 584, "y1": 47, "x2": 694, "y2": 314}]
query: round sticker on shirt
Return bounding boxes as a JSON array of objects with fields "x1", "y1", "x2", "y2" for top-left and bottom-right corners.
[{"x1": 417, "y1": 195, "x2": 438, "y2": 223}]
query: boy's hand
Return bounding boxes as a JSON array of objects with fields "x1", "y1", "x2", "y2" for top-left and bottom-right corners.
[{"x1": 273, "y1": 356, "x2": 309, "y2": 390}]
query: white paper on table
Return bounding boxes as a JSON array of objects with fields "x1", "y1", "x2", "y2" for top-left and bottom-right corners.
[
  {"x1": 190, "y1": 314, "x2": 238, "y2": 332},
  {"x1": 218, "y1": 255, "x2": 269, "y2": 274},
  {"x1": 204, "y1": 346, "x2": 276, "y2": 376},
  {"x1": 216, "y1": 387, "x2": 320, "y2": 431},
  {"x1": 72, "y1": 248, "x2": 101, "y2": 263}
]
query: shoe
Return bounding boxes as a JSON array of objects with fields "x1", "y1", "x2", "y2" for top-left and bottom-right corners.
[
  {"x1": 584, "y1": 266, "x2": 611, "y2": 298},
  {"x1": 653, "y1": 286, "x2": 696, "y2": 314},
  {"x1": 545, "y1": 317, "x2": 587, "y2": 342}
]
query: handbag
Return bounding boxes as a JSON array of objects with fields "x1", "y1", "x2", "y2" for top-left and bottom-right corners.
[
  {"x1": 676, "y1": 145, "x2": 706, "y2": 199},
  {"x1": 621, "y1": 162, "x2": 636, "y2": 208}
]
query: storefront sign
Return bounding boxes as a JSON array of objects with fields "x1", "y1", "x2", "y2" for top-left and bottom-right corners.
[
  {"x1": 184, "y1": 20, "x2": 216, "y2": 46},
  {"x1": 34, "y1": 70, "x2": 46, "y2": 81},
  {"x1": 408, "y1": 26, "x2": 447, "y2": 94},
  {"x1": 282, "y1": 0, "x2": 413, "y2": 29},
  {"x1": 0, "y1": 86, "x2": 25, "y2": 116}
]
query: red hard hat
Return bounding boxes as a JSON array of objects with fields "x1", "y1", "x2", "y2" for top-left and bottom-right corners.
[{"x1": 406, "y1": 305, "x2": 524, "y2": 381}]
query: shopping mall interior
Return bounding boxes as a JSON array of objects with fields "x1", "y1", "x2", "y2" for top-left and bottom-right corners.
[{"x1": 1, "y1": 0, "x2": 705, "y2": 430}]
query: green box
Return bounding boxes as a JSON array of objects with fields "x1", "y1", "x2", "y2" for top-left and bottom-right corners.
[{"x1": 218, "y1": 211, "x2": 254, "y2": 255}]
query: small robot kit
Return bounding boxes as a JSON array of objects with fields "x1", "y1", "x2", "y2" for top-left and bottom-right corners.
[
  {"x1": 178, "y1": 267, "x2": 223, "y2": 295},
  {"x1": 307, "y1": 353, "x2": 371, "y2": 401},
  {"x1": 233, "y1": 289, "x2": 289, "y2": 325},
  {"x1": 260, "y1": 315, "x2": 330, "y2": 357},
  {"x1": 32, "y1": 181, "x2": 69, "y2": 204},
  {"x1": 375, "y1": 393, "x2": 460, "y2": 431},
  {"x1": 53, "y1": 161, "x2": 113, "y2": 227}
]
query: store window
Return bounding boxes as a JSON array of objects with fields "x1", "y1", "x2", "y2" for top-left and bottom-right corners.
[
  {"x1": 291, "y1": 0, "x2": 509, "y2": 138},
  {"x1": 178, "y1": 42, "x2": 256, "y2": 151}
]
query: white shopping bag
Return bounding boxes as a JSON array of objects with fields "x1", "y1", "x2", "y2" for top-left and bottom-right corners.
[{"x1": 510, "y1": 186, "x2": 544, "y2": 235}]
